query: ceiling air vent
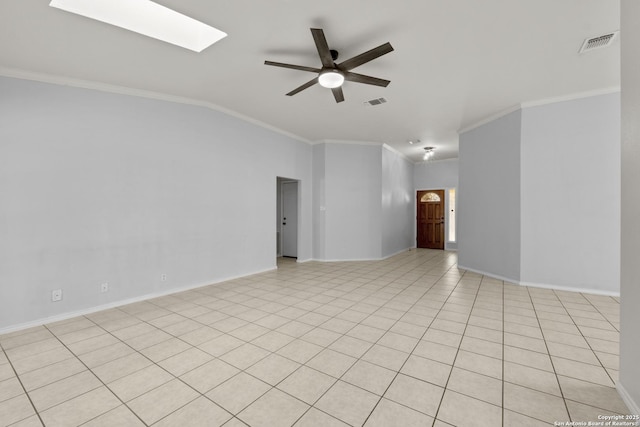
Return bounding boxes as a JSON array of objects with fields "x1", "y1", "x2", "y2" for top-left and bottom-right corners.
[
  {"x1": 364, "y1": 97, "x2": 387, "y2": 107},
  {"x1": 579, "y1": 31, "x2": 619, "y2": 53}
]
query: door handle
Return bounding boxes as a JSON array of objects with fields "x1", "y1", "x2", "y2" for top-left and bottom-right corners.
[{"x1": 282, "y1": 222, "x2": 287, "y2": 225}]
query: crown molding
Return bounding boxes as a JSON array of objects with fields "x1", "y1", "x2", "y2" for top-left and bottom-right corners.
[
  {"x1": 313, "y1": 140, "x2": 412, "y2": 162},
  {"x1": 320, "y1": 139, "x2": 383, "y2": 146},
  {"x1": 520, "y1": 86, "x2": 620, "y2": 108},
  {"x1": 382, "y1": 143, "x2": 412, "y2": 162},
  {"x1": 458, "y1": 104, "x2": 521, "y2": 135},
  {"x1": 458, "y1": 86, "x2": 621, "y2": 135},
  {"x1": 413, "y1": 157, "x2": 459, "y2": 166},
  {"x1": 0, "y1": 66, "x2": 313, "y2": 146}
]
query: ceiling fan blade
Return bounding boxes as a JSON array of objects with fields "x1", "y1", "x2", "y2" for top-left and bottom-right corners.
[
  {"x1": 311, "y1": 28, "x2": 334, "y2": 68},
  {"x1": 344, "y1": 72, "x2": 390, "y2": 87},
  {"x1": 332, "y1": 87, "x2": 345, "y2": 103},
  {"x1": 286, "y1": 77, "x2": 319, "y2": 96},
  {"x1": 338, "y1": 42, "x2": 394, "y2": 71},
  {"x1": 264, "y1": 61, "x2": 321, "y2": 73}
]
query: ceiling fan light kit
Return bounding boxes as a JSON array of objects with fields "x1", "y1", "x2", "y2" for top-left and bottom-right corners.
[
  {"x1": 318, "y1": 70, "x2": 345, "y2": 88},
  {"x1": 265, "y1": 28, "x2": 393, "y2": 103}
]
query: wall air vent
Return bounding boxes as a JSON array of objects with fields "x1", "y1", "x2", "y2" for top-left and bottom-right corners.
[
  {"x1": 579, "y1": 31, "x2": 619, "y2": 53},
  {"x1": 364, "y1": 97, "x2": 387, "y2": 107}
]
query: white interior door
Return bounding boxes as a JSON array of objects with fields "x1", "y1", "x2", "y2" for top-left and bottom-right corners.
[{"x1": 281, "y1": 181, "x2": 298, "y2": 258}]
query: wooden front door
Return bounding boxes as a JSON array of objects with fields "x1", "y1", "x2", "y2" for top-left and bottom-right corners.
[{"x1": 417, "y1": 190, "x2": 445, "y2": 249}]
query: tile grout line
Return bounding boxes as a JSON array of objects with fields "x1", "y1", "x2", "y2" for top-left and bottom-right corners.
[
  {"x1": 0, "y1": 250, "x2": 623, "y2": 426},
  {"x1": 199, "y1": 261, "x2": 394, "y2": 425},
  {"x1": 524, "y1": 286, "x2": 573, "y2": 423},
  {"x1": 286, "y1": 251, "x2": 450, "y2": 426},
  {"x1": 146, "y1": 249, "x2": 447, "y2": 425},
  {"x1": 0, "y1": 342, "x2": 46, "y2": 427},
  {"x1": 341, "y1": 264, "x2": 456, "y2": 425},
  {"x1": 173, "y1": 251, "x2": 442, "y2": 422},
  {"x1": 381, "y1": 267, "x2": 483, "y2": 427},
  {"x1": 41, "y1": 321, "x2": 153, "y2": 427},
  {"x1": 580, "y1": 292, "x2": 621, "y2": 372},
  {"x1": 286, "y1": 252, "x2": 457, "y2": 425},
  {"x1": 42, "y1": 307, "x2": 258, "y2": 426},
  {"x1": 551, "y1": 290, "x2": 619, "y2": 389},
  {"x1": 430, "y1": 270, "x2": 490, "y2": 426},
  {"x1": 81, "y1": 313, "x2": 249, "y2": 426},
  {"x1": 578, "y1": 296, "x2": 620, "y2": 333}
]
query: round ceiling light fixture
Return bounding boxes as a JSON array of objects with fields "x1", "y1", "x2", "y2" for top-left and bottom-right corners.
[
  {"x1": 423, "y1": 147, "x2": 435, "y2": 161},
  {"x1": 318, "y1": 69, "x2": 345, "y2": 88}
]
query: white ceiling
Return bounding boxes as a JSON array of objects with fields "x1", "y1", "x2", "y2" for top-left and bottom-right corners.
[{"x1": 0, "y1": 0, "x2": 620, "y2": 162}]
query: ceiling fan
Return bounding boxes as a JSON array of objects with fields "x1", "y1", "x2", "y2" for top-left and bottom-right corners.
[{"x1": 264, "y1": 28, "x2": 394, "y2": 103}]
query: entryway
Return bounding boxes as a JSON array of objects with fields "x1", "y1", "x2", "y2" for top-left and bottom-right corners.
[
  {"x1": 277, "y1": 177, "x2": 299, "y2": 259},
  {"x1": 417, "y1": 189, "x2": 445, "y2": 249}
]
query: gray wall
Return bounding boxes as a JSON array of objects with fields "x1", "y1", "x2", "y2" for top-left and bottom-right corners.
[
  {"x1": 619, "y1": 0, "x2": 640, "y2": 414},
  {"x1": 311, "y1": 144, "x2": 326, "y2": 260},
  {"x1": 520, "y1": 94, "x2": 620, "y2": 293},
  {"x1": 381, "y1": 146, "x2": 414, "y2": 258},
  {"x1": 458, "y1": 95, "x2": 621, "y2": 295},
  {"x1": 458, "y1": 110, "x2": 522, "y2": 281},
  {"x1": 0, "y1": 77, "x2": 314, "y2": 330},
  {"x1": 414, "y1": 159, "x2": 459, "y2": 190},
  {"x1": 324, "y1": 143, "x2": 382, "y2": 261},
  {"x1": 312, "y1": 142, "x2": 414, "y2": 261},
  {"x1": 0, "y1": 76, "x2": 417, "y2": 331}
]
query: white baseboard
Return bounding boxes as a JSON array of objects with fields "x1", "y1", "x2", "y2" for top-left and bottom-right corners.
[
  {"x1": 308, "y1": 247, "x2": 413, "y2": 263},
  {"x1": 457, "y1": 264, "x2": 519, "y2": 284},
  {"x1": 518, "y1": 280, "x2": 620, "y2": 297},
  {"x1": 617, "y1": 381, "x2": 640, "y2": 415},
  {"x1": 457, "y1": 265, "x2": 620, "y2": 296},
  {"x1": 381, "y1": 248, "x2": 413, "y2": 260},
  {"x1": 0, "y1": 266, "x2": 277, "y2": 335},
  {"x1": 311, "y1": 257, "x2": 386, "y2": 263}
]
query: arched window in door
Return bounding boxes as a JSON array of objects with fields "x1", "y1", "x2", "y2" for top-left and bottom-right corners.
[{"x1": 420, "y1": 192, "x2": 441, "y2": 202}]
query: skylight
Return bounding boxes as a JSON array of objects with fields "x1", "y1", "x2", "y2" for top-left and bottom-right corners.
[{"x1": 49, "y1": 0, "x2": 227, "y2": 53}]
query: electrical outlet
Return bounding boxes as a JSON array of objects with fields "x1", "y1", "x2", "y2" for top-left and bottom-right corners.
[
  {"x1": 161, "y1": 274, "x2": 167, "y2": 281},
  {"x1": 101, "y1": 282, "x2": 109, "y2": 293},
  {"x1": 51, "y1": 289, "x2": 62, "y2": 302}
]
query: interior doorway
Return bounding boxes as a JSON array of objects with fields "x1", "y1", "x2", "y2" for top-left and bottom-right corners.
[
  {"x1": 277, "y1": 177, "x2": 299, "y2": 259},
  {"x1": 417, "y1": 189, "x2": 445, "y2": 249}
]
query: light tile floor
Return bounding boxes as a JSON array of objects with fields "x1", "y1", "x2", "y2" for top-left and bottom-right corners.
[{"x1": 0, "y1": 249, "x2": 630, "y2": 426}]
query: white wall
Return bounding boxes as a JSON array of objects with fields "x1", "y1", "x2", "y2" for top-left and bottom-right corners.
[
  {"x1": 413, "y1": 159, "x2": 459, "y2": 250},
  {"x1": 0, "y1": 76, "x2": 313, "y2": 331},
  {"x1": 619, "y1": 0, "x2": 640, "y2": 414},
  {"x1": 381, "y1": 146, "x2": 414, "y2": 258},
  {"x1": 520, "y1": 94, "x2": 620, "y2": 293},
  {"x1": 458, "y1": 110, "x2": 522, "y2": 281},
  {"x1": 324, "y1": 143, "x2": 383, "y2": 260}
]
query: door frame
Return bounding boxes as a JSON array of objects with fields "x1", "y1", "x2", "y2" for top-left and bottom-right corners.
[
  {"x1": 415, "y1": 188, "x2": 452, "y2": 250},
  {"x1": 277, "y1": 177, "x2": 300, "y2": 260}
]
